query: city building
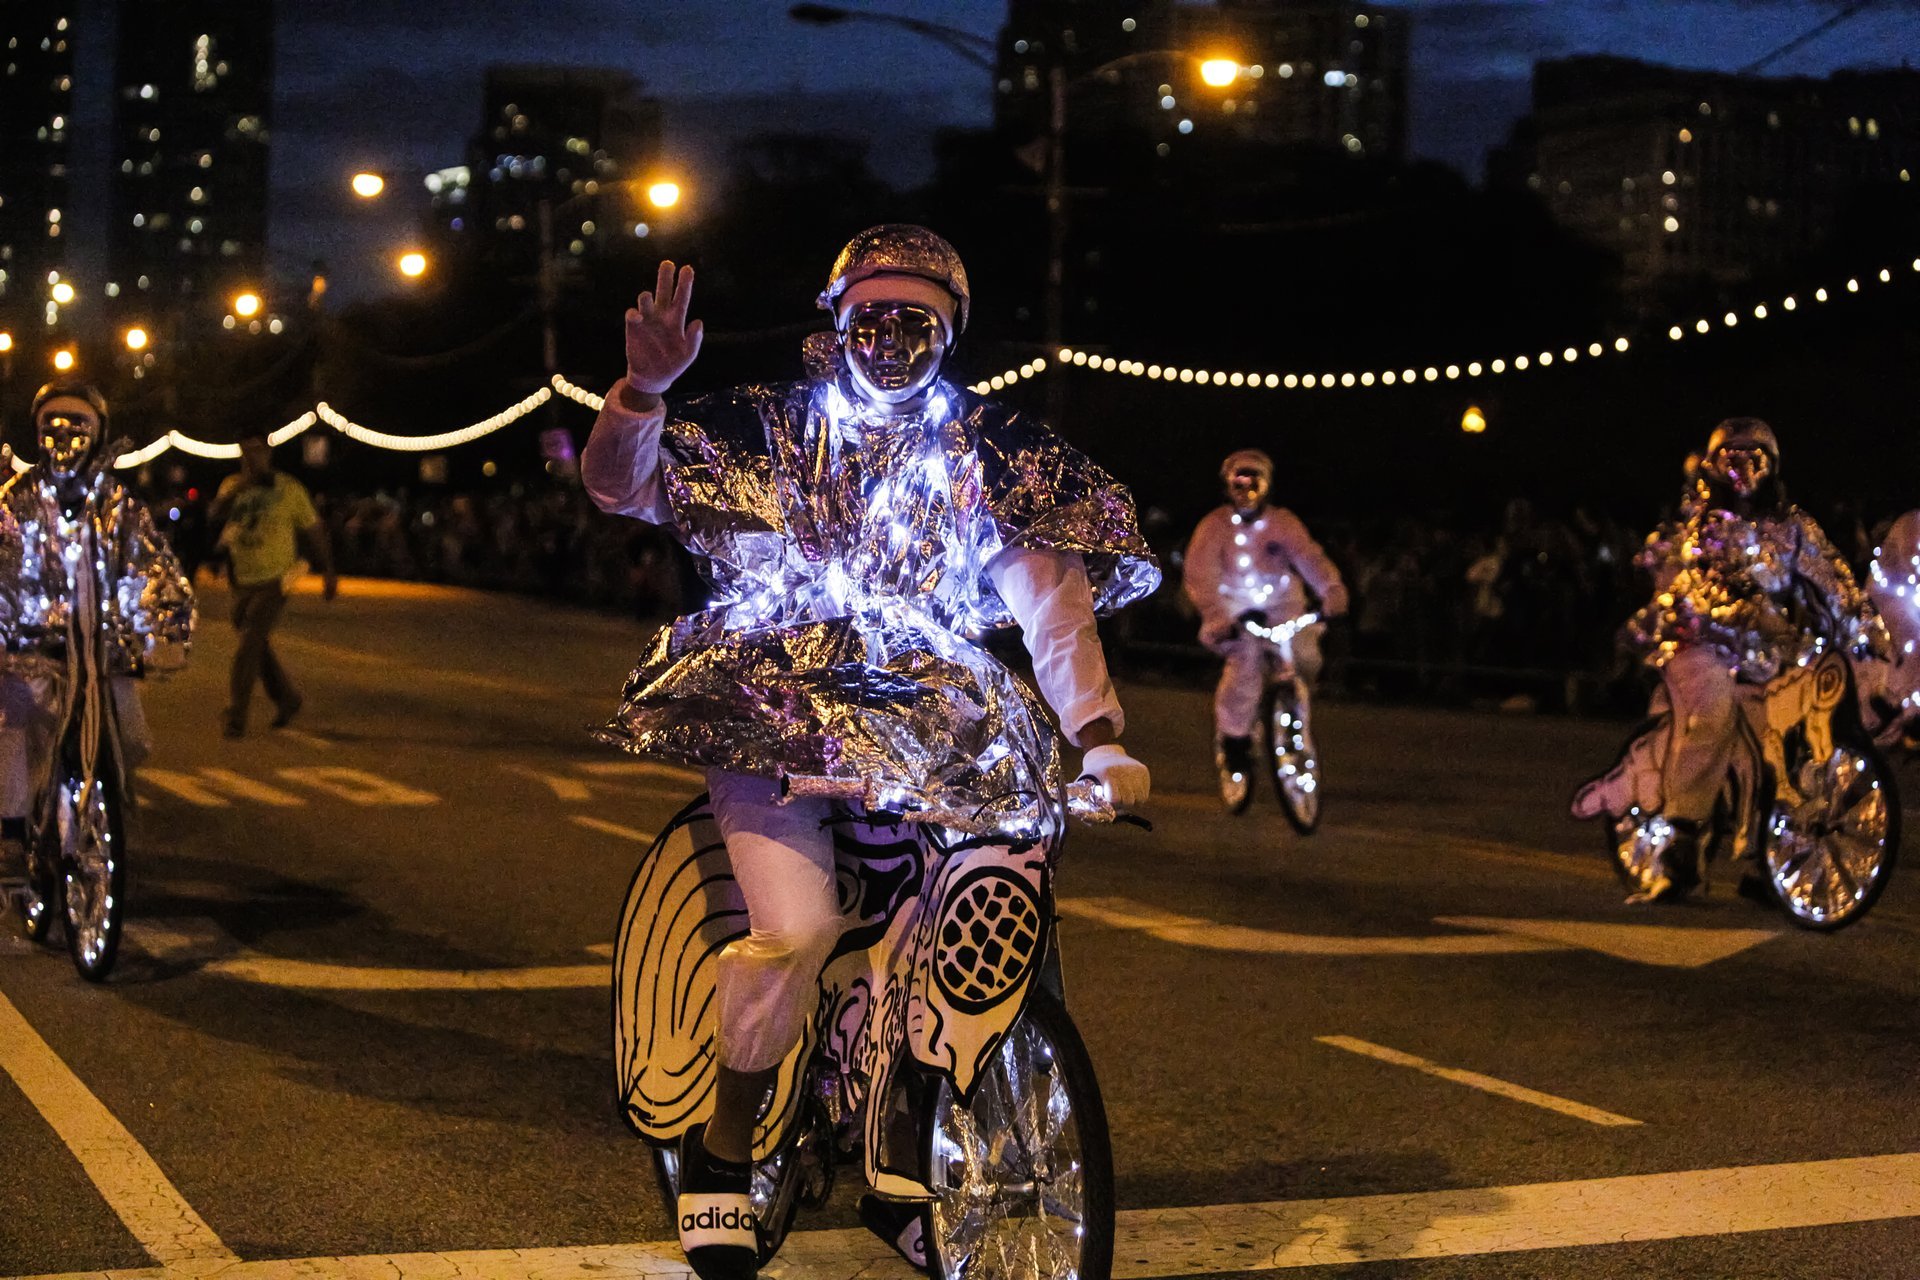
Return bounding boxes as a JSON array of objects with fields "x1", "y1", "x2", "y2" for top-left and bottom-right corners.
[
  {"x1": 108, "y1": 0, "x2": 274, "y2": 316},
  {"x1": 440, "y1": 66, "x2": 664, "y2": 276},
  {"x1": 0, "y1": 3, "x2": 78, "y2": 335},
  {"x1": 994, "y1": 0, "x2": 1408, "y2": 163},
  {"x1": 1497, "y1": 56, "x2": 1920, "y2": 308}
]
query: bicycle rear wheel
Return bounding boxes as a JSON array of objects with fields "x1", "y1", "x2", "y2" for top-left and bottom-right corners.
[
  {"x1": 924, "y1": 988, "x2": 1114, "y2": 1280},
  {"x1": 1265, "y1": 681, "x2": 1322, "y2": 834}
]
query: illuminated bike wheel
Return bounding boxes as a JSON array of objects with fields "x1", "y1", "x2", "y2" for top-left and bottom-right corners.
[
  {"x1": 57, "y1": 760, "x2": 126, "y2": 983},
  {"x1": 1265, "y1": 682, "x2": 1322, "y2": 835},
  {"x1": 925, "y1": 989, "x2": 1114, "y2": 1280},
  {"x1": 1764, "y1": 742, "x2": 1900, "y2": 931},
  {"x1": 1215, "y1": 740, "x2": 1253, "y2": 815}
]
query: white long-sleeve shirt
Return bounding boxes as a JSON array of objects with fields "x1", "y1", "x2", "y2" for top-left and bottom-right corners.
[
  {"x1": 1183, "y1": 503, "x2": 1345, "y2": 641},
  {"x1": 582, "y1": 379, "x2": 1124, "y2": 746}
]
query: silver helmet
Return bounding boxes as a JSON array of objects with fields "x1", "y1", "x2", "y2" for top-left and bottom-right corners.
[{"x1": 817, "y1": 224, "x2": 971, "y2": 334}]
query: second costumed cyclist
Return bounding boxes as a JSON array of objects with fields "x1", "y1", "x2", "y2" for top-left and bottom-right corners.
[{"x1": 582, "y1": 226, "x2": 1159, "y2": 1280}]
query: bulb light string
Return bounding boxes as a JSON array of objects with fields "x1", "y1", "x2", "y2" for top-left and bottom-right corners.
[
  {"x1": 1054, "y1": 256, "x2": 1920, "y2": 392},
  {"x1": 13, "y1": 255, "x2": 1910, "y2": 474}
]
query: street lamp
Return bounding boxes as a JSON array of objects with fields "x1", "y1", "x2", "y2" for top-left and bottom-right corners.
[
  {"x1": 397, "y1": 251, "x2": 428, "y2": 279},
  {"x1": 124, "y1": 327, "x2": 149, "y2": 351},
  {"x1": 350, "y1": 172, "x2": 386, "y2": 199},
  {"x1": 233, "y1": 291, "x2": 262, "y2": 319},
  {"x1": 52, "y1": 348, "x2": 75, "y2": 371},
  {"x1": 646, "y1": 181, "x2": 683, "y2": 210},
  {"x1": 50, "y1": 281, "x2": 75, "y2": 305},
  {"x1": 1461, "y1": 405, "x2": 1488, "y2": 435},
  {"x1": 1199, "y1": 58, "x2": 1241, "y2": 88}
]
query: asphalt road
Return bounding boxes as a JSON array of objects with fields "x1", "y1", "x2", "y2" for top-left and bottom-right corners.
[{"x1": 4, "y1": 578, "x2": 1919, "y2": 1279}]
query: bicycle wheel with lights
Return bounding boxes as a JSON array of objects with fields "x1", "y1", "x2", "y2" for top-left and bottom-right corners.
[
  {"x1": 1763, "y1": 737, "x2": 1899, "y2": 931},
  {"x1": 924, "y1": 987, "x2": 1114, "y2": 1280},
  {"x1": 37, "y1": 733, "x2": 127, "y2": 982},
  {"x1": 1264, "y1": 679, "x2": 1322, "y2": 834}
]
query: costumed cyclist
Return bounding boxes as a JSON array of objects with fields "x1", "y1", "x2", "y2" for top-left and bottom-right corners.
[
  {"x1": 0, "y1": 380, "x2": 193, "y2": 883},
  {"x1": 1623, "y1": 417, "x2": 1884, "y2": 902},
  {"x1": 1182, "y1": 448, "x2": 1347, "y2": 784},
  {"x1": 582, "y1": 226, "x2": 1158, "y2": 1280}
]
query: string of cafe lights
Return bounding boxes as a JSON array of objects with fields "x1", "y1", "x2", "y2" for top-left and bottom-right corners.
[
  {"x1": 11, "y1": 255, "x2": 1909, "y2": 474},
  {"x1": 1053, "y1": 257, "x2": 1920, "y2": 393}
]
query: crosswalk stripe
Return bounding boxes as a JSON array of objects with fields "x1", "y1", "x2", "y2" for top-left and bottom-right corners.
[
  {"x1": 15, "y1": 1153, "x2": 1920, "y2": 1279},
  {"x1": 1316, "y1": 1035, "x2": 1642, "y2": 1127},
  {"x1": 0, "y1": 991, "x2": 238, "y2": 1269}
]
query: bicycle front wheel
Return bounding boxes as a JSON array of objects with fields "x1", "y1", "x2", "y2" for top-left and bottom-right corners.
[
  {"x1": 1765, "y1": 741, "x2": 1900, "y2": 930},
  {"x1": 58, "y1": 765, "x2": 126, "y2": 982},
  {"x1": 925, "y1": 988, "x2": 1114, "y2": 1280},
  {"x1": 1266, "y1": 682, "x2": 1322, "y2": 834}
]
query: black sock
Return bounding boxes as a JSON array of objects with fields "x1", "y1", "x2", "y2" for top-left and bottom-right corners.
[{"x1": 682, "y1": 1125, "x2": 750, "y2": 1194}]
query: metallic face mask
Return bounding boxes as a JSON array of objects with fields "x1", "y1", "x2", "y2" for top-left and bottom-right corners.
[
  {"x1": 1708, "y1": 446, "x2": 1772, "y2": 497},
  {"x1": 38, "y1": 412, "x2": 100, "y2": 480},
  {"x1": 840, "y1": 303, "x2": 948, "y2": 407},
  {"x1": 1226, "y1": 467, "x2": 1270, "y2": 511}
]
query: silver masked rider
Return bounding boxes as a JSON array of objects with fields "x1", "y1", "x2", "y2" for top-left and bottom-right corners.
[
  {"x1": 583, "y1": 226, "x2": 1157, "y2": 1280},
  {"x1": 0, "y1": 381, "x2": 194, "y2": 873},
  {"x1": 1623, "y1": 417, "x2": 1885, "y2": 900}
]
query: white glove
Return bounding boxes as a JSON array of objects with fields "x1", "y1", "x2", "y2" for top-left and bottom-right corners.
[{"x1": 1079, "y1": 743, "x2": 1151, "y2": 810}]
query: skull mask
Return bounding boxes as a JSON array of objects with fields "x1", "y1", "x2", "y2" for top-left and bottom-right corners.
[{"x1": 36, "y1": 398, "x2": 101, "y2": 481}]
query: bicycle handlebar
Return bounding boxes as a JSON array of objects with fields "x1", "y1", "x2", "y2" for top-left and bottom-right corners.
[
  {"x1": 779, "y1": 775, "x2": 1132, "y2": 832},
  {"x1": 1242, "y1": 611, "x2": 1321, "y2": 646}
]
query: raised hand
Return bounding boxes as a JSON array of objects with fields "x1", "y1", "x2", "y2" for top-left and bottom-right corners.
[{"x1": 625, "y1": 261, "x2": 704, "y2": 397}]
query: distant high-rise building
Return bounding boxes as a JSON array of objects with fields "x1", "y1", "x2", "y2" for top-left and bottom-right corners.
[
  {"x1": 1498, "y1": 56, "x2": 1920, "y2": 307},
  {"x1": 109, "y1": 0, "x2": 273, "y2": 312},
  {"x1": 0, "y1": 3, "x2": 78, "y2": 330},
  {"x1": 445, "y1": 66, "x2": 663, "y2": 274},
  {"x1": 994, "y1": 0, "x2": 1408, "y2": 163}
]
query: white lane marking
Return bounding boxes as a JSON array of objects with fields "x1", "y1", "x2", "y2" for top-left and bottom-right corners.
[
  {"x1": 577, "y1": 759, "x2": 706, "y2": 784},
  {"x1": 1316, "y1": 1035, "x2": 1642, "y2": 1127},
  {"x1": 273, "y1": 727, "x2": 334, "y2": 750},
  {"x1": 203, "y1": 955, "x2": 606, "y2": 991},
  {"x1": 1060, "y1": 897, "x2": 1565, "y2": 957},
  {"x1": 275, "y1": 767, "x2": 439, "y2": 806},
  {"x1": 505, "y1": 765, "x2": 593, "y2": 801},
  {"x1": 20, "y1": 1153, "x2": 1920, "y2": 1278},
  {"x1": 1434, "y1": 915, "x2": 1781, "y2": 969},
  {"x1": 571, "y1": 815, "x2": 655, "y2": 842},
  {"x1": 195, "y1": 768, "x2": 308, "y2": 808},
  {"x1": 0, "y1": 990, "x2": 238, "y2": 1269},
  {"x1": 139, "y1": 768, "x2": 234, "y2": 808}
]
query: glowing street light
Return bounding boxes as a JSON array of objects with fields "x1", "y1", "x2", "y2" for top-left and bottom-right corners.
[
  {"x1": 0, "y1": 332, "x2": 12, "y2": 353},
  {"x1": 233, "y1": 291, "x2": 262, "y2": 318},
  {"x1": 50, "y1": 281, "x2": 75, "y2": 304},
  {"x1": 397, "y1": 251, "x2": 428, "y2": 278},
  {"x1": 52, "y1": 348, "x2": 76, "y2": 371},
  {"x1": 1461, "y1": 405, "x2": 1488, "y2": 435},
  {"x1": 646, "y1": 181, "x2": 682, "y2": 209},
  {"x1": 1199, "y1": 58, "x2": 1240, "y2": 87},
  {"x1": 124, "y1": 327, "x2": 150, "y2": 351},
  {"x1": 351, "y1": 172, "x2": 386, "y2": 199}
]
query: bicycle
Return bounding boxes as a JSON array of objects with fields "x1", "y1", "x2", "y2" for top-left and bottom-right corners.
[
  {"x1": 613, "y1": 779, "x2": 1127, "y2": 1280},
  {"x1": 13, "y1": 584, "x2": 137, "y2": 983},
  {"x1": 1572, "y1": 648, "x2": 1899, "y2": 930},
  {"x1": 1214, "y1": 612, "x2": 1323, "y2": 832}
]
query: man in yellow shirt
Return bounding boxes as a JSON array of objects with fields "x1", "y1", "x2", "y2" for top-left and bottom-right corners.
[{"x1": 210, "y1": 425, "x2": 336, "y2": 737}]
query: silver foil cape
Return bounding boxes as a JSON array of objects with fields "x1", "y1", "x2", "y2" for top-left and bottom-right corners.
[
  {"x1": 1627, "y1": 479, "x2": 1885, "y2": 681},
  {"x1": 597, "y1": 377, "x2": 1159, "y2": 836},
  {"x1": 0, "y1": 452, "x2": 196, "y2": 678}
]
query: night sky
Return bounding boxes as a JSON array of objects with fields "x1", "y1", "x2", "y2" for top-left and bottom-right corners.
[{"x1": 274, "y1": 0, "x2": 1920, "y2": 298}]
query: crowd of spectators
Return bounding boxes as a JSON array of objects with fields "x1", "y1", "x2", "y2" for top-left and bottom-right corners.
[{"x1": 167, "y1": 482, "x2": 1888, "y2": 714}]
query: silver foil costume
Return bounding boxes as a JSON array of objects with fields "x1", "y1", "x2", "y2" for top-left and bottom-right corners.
[
  {"x1": 0, "y1": 450, "x2": 195, "y2": 679},
  {"x1": 1626, "y1": 478, "x2": 1884, "y2": 683},
  {"x1": 594, "y1": 378, "x2": 1159, "y2": 836}
]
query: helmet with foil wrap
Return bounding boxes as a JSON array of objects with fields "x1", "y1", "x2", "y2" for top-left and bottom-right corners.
[{"x1": 818, "y1": 224, "x2": 971, "y2": 336}]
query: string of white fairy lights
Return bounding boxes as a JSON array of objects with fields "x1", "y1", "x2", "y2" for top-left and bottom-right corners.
[
  {"x1": 9, "y1": 257, "x2": 1907, "y2": 474},
  {"x1": 1053, "y1": 257, "x2": 1920, "y2": 392}
]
